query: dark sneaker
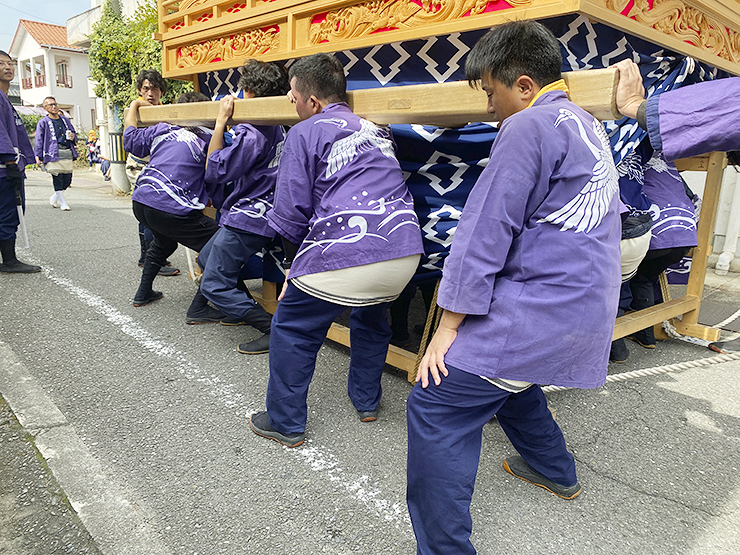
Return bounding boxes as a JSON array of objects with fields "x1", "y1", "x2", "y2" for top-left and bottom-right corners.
[
  {"x1": 133, "y1": 290, "x2": 163, "y2": 307},
  {"x1": 157, "y1": 266, "x2": 180, "y2": 276},
  {"x1": 221, "y1": 316, "x2": 248, "y2": 326},
  {"x1": 237, "y1": 334, "x2": 270, "y2": 355},
  {"x1": 186, "y1": 305, "x2": 225, "y2": 324},
  {"x1": 358, "y1": 410, "x2": 378, "y2": 422},
  {"x1": 249, "y1": 411, "x2": 305, "y2": 447},
  {"x1": 627, "y1": 329, "x2": 656, "y2": 349},
  {"x1": 0, "y1": 260, "x2": 42, "y2": 273},
  {"x1": 503, "y1": 456, "x2": 581, "y2": 500},
  {"x1": 609, "y1": 338, "x2": 629, "y2": 363}
]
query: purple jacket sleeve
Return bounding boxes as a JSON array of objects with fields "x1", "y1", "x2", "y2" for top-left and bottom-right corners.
[
  {"x1": 0, "y1": 97, "x2": 17, "y2": 163},
  {"x1": 123, "y1": 124, "x2": 168, "y2": 159},
  {"x1": 205, "y1": 124, "x2": 264, "y2": 185},
  {"x1": 647, "y1": 77, "x2": 740, "y2": 161},
  {"x1": 33, "y1": 117, "x2": 47, "y2": 159},
  {"x1": 266, "y1": 134, "x2": 316, "y2": 245}
]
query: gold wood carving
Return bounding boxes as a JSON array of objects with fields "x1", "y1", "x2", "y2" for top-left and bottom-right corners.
[
  {"x1": 176, "y1": 27, "x2": 281, "y2": 69},
  {"x1": 606, "y1": 0, "x2": 740, "y2": 63},
  {"x1": 178, "y1": 0, "x2": 211, "y2": 10},
  {"x1": 309, "y1": 0, "x2": 535, "y2": 44}
]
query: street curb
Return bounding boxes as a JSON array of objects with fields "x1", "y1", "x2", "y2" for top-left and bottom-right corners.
[{"x1": 0, "y1": 340, "x2": 171, "y2": 555}]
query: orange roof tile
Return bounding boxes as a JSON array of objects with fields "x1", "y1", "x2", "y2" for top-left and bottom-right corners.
[{"x1": 16, "y1": 20, "x2": 84, "y2": 52}]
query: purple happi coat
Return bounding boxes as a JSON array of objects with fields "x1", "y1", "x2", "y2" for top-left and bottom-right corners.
[
  {"x1": 124, "y1": 123, "x2": 212, "y2": 216},
  {"x1": 439, "y1": 91, "x2": 621, "y2": 389},
  {"x1": 647, "y1": 77, "x2": 740, "y2": 161},
  {"x1": 0, "y1": 93, "x2": 34, "y2": 178},
  {"x1": 34, "y1": 114, "x2": 78, "y2": 163},
  {"x1": 268, "y1": 102, "x2": 423, "y2": 279},
  {"x1": 205, "y1": 123, "x2": 284, "y2": 238}
]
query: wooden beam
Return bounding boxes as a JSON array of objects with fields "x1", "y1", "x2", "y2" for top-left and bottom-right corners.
[
  {"x1": 613, "y1": 295, "x2": 701, "y2": 340},
  {"x1": 137, "y1": 67, "x2": 620, "y2": 127}
]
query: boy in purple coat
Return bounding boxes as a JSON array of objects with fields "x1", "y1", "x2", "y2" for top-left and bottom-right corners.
[
  {"x1": 407, "y1": 22, "x2": 621, "y2": 554},
  {"x1": 186, "y1": 60, "x2": 289, "y2": 355},
  {"x1": 124, "y1": 91, "x2": 219, "y2": 307},
  {"x1": 249, "y1": 54, "x2": 424, "y2": 447}
]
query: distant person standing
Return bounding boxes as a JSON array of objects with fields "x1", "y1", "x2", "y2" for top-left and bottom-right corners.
[
  {"x1": 86, "y1": 130, "x2": 99, "y2": 171},
  {"x1": 34, "y1": 96, "x2": 77, "y2": 211},
  {"x1": 126, "y1": 69, "x2": 179, "y2": 277},
  {"x1": 0, "y1": 49, "x2": 40, "y2": 273}
]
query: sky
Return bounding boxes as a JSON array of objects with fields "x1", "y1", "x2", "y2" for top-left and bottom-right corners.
[{"x1": 0, "y1": 0, "x2": 94, "y2": 52}]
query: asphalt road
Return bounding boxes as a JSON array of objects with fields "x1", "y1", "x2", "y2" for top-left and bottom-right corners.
[{"x1": 1, "y1": 169, "x2": 740, "y2": 554}]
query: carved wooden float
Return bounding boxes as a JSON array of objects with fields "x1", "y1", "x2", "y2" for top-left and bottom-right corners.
[{"x1": 156, "y1": 0, "x2": 740, "y2": 79}]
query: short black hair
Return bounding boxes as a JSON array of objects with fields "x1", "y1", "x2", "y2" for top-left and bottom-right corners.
[
  {"x1": 465, "y1": 21, "x2": 562, "y2": 88},
  {"x1": 238, "y1": 59, "x2": 290, "y2": 98},
  {"x1": 135, "y1": 69, "x2": 168, "y2": 95},
  {"x1": 0, "y1": 50, "x2": 10, "y2": 60},
  {"x1": 288, "y1": 53, "x2": 347, "y2": 104},
  {"x1": 176, "y1": 91, "x2": 210, "y2": 104}
]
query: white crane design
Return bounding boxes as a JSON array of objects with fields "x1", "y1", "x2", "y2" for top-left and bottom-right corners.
[
  {"x1": 538, "y1": 109, "x2": 619, "y2": 233},
  {"x1": 324, "y1": 119, "x2": 396, "y2": 179}
]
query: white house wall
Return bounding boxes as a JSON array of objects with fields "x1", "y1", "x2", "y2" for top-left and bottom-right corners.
[{"x1": 15, "y1": 33, "x2": 96, "y2": 132}]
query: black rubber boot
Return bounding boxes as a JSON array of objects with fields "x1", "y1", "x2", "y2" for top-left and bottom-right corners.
[
  {"x1": 236, "y1": 304, "x2": 273, "y2": 354},
  {"x1": 628, "y1": 277, "x2": 656, "y2": 348},
  {"x1": 133, "y1": 259, "x2": 163, "y2": 307},
  {"x1": 241, "y1": 304, "x2": 272, "y2": 334},
  {"x1": 139, "y1": 233, "x2": 180, "y2": 276},
  {"x1": 186, "y1": 288, "x2": 225, "y2": 324},
  {"x1": 0, "y1": 238, "x2": 41, "y2": 273},
  {"x1": 137, "y1": 231, "x2": 148, "y2": 266}
]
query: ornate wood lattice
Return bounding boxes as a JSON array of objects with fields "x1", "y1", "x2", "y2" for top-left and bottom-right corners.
[{"x1": 157, "y1": 0, "x2": 740, "y2": 77}]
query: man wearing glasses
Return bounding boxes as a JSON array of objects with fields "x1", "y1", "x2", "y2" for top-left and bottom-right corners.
[
  {"x1": 0, "y1": 50, "x2": 40, "y2": 273},
  {"x1": 34, "y1": 96, "x2": 78, "y2": 211}
]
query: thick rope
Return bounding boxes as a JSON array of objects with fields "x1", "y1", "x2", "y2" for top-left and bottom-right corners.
[
  {"x1": 542, "y1": 350, "x2": 740, "y2": 393},
  {"x1": 412, "y1": 280, "x2": 441, "y2": 382}
]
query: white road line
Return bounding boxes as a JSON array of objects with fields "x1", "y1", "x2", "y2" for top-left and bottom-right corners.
[{"x1": 36, "y1": 260, "x2": 412, "y2": 530}]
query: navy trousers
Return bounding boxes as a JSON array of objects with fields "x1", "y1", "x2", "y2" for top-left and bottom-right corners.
[
  {"x1": 198, "y1": 225, "x2": 271, "y2": 319},
  {"x1": 266, "y1": 283, "x2": 392, "y2": 434},
  {"x1": 0, "y1": 177, "x2": 20, "y2": 240},
  {"x1": 407, "y1": 365, "x2": 577, "y2": 555},
  {"x1": 51, "y1": 172, "x2": 72, "y2": 191}
]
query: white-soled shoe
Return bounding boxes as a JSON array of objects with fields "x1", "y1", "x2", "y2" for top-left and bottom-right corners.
[{"x1": 50, "y1": 192, "x2": 60, "y2": 208}]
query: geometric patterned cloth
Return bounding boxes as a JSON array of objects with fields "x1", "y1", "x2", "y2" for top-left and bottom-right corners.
[{"x1": 197, "y1": 13, "x2": 724, "y2": 276}]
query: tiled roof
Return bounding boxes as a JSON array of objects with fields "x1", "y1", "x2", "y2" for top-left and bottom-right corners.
[{"x1": 15, "y1": 20, "x2": 85, "y2": 52}]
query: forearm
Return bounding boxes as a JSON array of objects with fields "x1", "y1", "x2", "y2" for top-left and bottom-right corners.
[
  {"x1": 438, "y1": 309, "x2": 466, "y2": 332},
  {"x1": 123, "y1": 103, "x2": 140, "y2": 132},
  {"x1": 206, "y1": 120, "x2": 227, "y2": 166}
]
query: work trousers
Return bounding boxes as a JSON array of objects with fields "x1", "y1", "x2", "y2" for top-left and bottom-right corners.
[
  {"x1": 52, "y1": 172, "x2": 72, "y2": 191},
  {"x1": 132, "y1": 200, "x2": 218, "y2": 268},
  {"x1": 407, "y1": 364, "x2": 577, "y2": 555},
  {"x1": 266, "y1": 283, "x2": 392, "y2": 434},
  {"x1": 198, "y1": 225, "x2": 271, "y2": 319},
  {"x1": 0, "y1": 177, "x2": 21, "y2": 240}
]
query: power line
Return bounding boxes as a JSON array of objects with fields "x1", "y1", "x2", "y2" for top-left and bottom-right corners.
[{"x1": 0, "y1": 2, "x2": 64, "y2": 26}]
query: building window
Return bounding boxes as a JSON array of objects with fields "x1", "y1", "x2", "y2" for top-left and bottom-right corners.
[
  {"x1": 56, "y1": 60, "x2": 72, "y2": 88},
  {"x1": 33, "y1": 59, "x2": 45, "y2": 88}
]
